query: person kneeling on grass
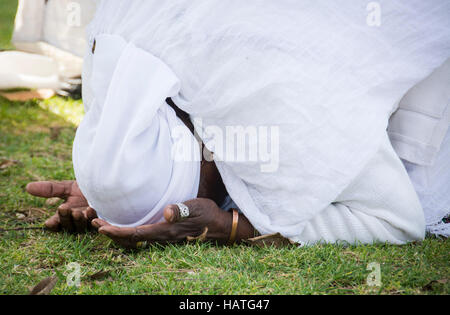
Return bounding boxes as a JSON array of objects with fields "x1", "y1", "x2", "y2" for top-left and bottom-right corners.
[
  {"x1": 26, "y1": 100, "x2": 425, "y2": 248},
  {"x1": 26, "y1": 0, "x2": 450, "y2": 247}
]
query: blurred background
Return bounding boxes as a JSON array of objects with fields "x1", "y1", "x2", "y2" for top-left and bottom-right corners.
[
  {"x1": 0, "y1": 0, "x2": 95, "y2": 207},
  {"x1": 0, "y1": 0, "x2": 97, "y2": 125},
  {"x1": 0, "y1": 0, "x2": 17, "y2": 50}
]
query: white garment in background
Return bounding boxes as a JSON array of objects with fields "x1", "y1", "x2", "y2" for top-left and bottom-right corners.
[
  {"x1": 82, "y1": 0, "x2": 450, "y2": 243},
  {"x1": 12, "y1": 0, "x2": 97, "y2": 78}
]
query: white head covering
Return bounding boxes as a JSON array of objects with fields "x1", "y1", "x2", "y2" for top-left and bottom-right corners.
[{"x1": 73, "y1": 34, "x2": 201, "y2": 227}]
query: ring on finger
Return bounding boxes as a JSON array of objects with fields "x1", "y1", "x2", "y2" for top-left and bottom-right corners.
[{"x1": 176, "y1": 203, "x2": 190, "y2": 219}]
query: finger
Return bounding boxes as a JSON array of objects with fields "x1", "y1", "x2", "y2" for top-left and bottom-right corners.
[
  {"x1": 44, "y1": 214, "x2": 61, "y2": 232},
  {"x1": 163, "y1": 204, "x2": 180, "y2": 223},
  {"x1": 58, "y1": 207, "x2": 74, "y2": 232},
  {"x1": 98, "y1": 225, "x2": 137, "y2": 240},
  {"x1": 84, "y1": 207, "x2": 97, "y2": 220},
  {"x1": 71, "y1": 208, "x2": 88, "y2": 232},
  {"x1": 97, "y1": 224, "x2": 142, "y2": 249},
  {"x1": 26, "y1": 181, "x2": 71, "y2": 199},
  {"x1": 91, "y1": 218, "x2": 110, "y2": 229},
  {"x1": 63, "y1": 196, "x2": 89, "y2": 209},
  {"x1": 163, "y1": 199, "x2": 202, "y2": 223},
  {"x1": 83, "y1": 207, "x2": 98, "y2": 230},
  {"x1": 100, "y1": 223, "x2": 174, "y2": 243}
]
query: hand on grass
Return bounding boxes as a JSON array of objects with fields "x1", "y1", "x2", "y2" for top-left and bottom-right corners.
[
  {"x1": 91, "y1": 198, "x2": 254, "y2": 248},
  {"x1": 26, "y1": 180, "x2": 97, "y2": 232}
]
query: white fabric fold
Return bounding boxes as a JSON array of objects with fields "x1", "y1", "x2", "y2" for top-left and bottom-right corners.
[
  {"x1": 388, "y1": 58, "x2": 450, "y2": 166},
  {"x1": 73, "y1": 34, "x2": 201, "y2": 227}
]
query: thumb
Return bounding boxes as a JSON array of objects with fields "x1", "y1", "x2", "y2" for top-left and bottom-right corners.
[
  {"x1": 97, "y1": 225, "x2": 117, "y2": 237},
  {"x1": 163, "y1": 204, "x2": 180, "y2": 223},
  {"x1": 98, "y1": 225, "x2": 138, "y2": 240},
  {"x1": 91, "y1": 218, "x2": 110, "y2": 230}
]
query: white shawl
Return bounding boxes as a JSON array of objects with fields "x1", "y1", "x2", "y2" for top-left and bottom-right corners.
[{"x1": 82, "y1": 0, "x2": 450, "y2": 239}]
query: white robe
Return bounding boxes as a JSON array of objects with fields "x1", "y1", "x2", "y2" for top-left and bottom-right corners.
[
  {"x1": 80, "y1": 0, "x2": 450, "y2": 244},
  {"x1": 298, "y1": 133, "x2": 425, "y2": 245}
]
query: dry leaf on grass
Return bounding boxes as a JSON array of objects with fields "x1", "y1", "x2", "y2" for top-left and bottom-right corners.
[
  {"x1": 0, "y1": 89, "x2": 55, "y2": 101},
  {"x1": 29, "y1": 276, "x2": 58, "y2": 295},
  {"x1": 0, "y1": 159, "x2": 20, "y2": 170},
  {"x1": 50, "y1": 126, "x2": 63, "y2": 140},
  {"x1": 16, "y1": 213, "x2": 26, "y2": 219},
  {"x1": 423, "y1": 279, "x2": 448, "y2": 291},
  {"x1": 245, "y1": 233, "x2": 298, "y2": 248},
  {"x1": 15, "y1": 208, "x2": 48, "y2": 223},
  {"x1": 88, "y1": 270, "x2": 111, "y2": 281}
]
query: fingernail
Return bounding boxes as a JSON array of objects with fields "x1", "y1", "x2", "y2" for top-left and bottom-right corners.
[
  {"x1": 168, "y1": 208, "x2": 175, "y2": 221},
  {"x1": 164, "y1": 206, "x2": 175, "y2": 223},
  {"x1": 58, "y1": 204, "x2": 69, "y2": 210}
]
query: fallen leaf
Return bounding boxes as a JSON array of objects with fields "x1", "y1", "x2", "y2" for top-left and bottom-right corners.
[
  {"x1": 0, "y1": 89, "x2": 55, "y2": 101},
  {"x1": 28, "y1": 207, "x2": 48, "y2": 215},
  {"x1": 29, "y1": 276, "x2": 58, "y2": 295},
  {"x1": 423, "y1": 279, "x2": 448, "y2": 291},
  {"x1": 245, "y1": 233, "x2": 298, "y2": 248},
  {"x1": 50, "y1": 126, "x2": 63, "y2": 140},
  {"x1": 88, "y1": 270, "x2": 110, "y2": 280},
  {"x1": 0, "y1": 159, "x2": 19, "y2": 170},
  {"x1": 16, "y1": 213, "x2": 26, "y2": 219},
  {"x1": 15, "y1": 208, "x2": 48, "y2": 223},
  {"x1": 27, "y1": 171, "x2": 45, "y2": 181}
]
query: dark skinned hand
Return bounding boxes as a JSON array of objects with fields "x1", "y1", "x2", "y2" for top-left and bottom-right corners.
[
  {"x1": 26, "y1": 181, "x2": 97, "y2": 232},
  {"x1": 92, "y1": 198, "x2": 255, "y2": 248}
]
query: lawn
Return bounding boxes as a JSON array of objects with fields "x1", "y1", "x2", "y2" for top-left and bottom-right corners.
[
  {"x1": 0, "y1": 0, "x2": 449, "y2": 295},
  {"x1": 0, "y1": 0, "x2": 17, "y2": 50}
]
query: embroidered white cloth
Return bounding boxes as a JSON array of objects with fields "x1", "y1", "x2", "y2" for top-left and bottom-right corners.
[
  {"x1": 73, "y1": 34, "x2": 201, "y2": 227},
  {"x1": 81, "y1": 0, "x2": 450, "y2": 240}
]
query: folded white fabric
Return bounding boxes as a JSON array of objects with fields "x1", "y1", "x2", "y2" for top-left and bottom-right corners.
[
  {"x1": 73, "y1": 34, "x2": 201, "y2": 227},
  {"x1": 388, "y1": 58, "x2": 450, "y2": 166},
  {"x1": 388, "y1": 58, "x2": 450, "y2": 237},
  {"x1": 84, "y1": 1, "x2": 450, "y2": 240},
  {"x1": 403, "y1": 128, "x2": 450, "y2": 237}
]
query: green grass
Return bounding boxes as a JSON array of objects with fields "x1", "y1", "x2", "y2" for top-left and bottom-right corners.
[
  {"x1": 0, "y1": 1, "x2": 449, "y2": 295},
  {"x1": 0, "y1": 96, "x2": 449, "y2": 295},
  {"x1": 0, "y1": 0, "x2": 18, "y2": 50}
]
